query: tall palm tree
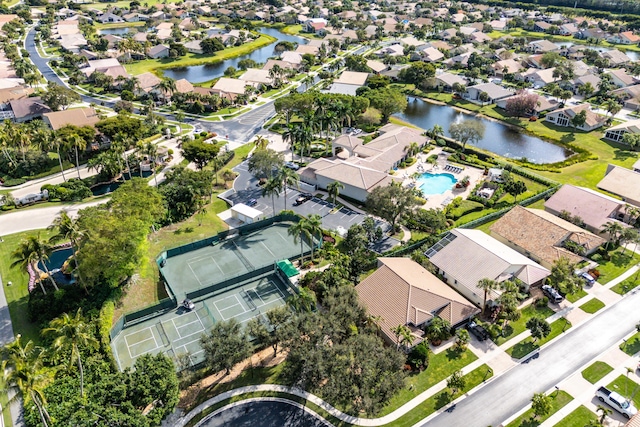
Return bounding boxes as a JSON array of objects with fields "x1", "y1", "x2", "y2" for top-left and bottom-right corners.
[
  {"x1": 305, "y1": 214, "x2": 323, "y2": 261},
  {"x1": 277, "y1": 166, "x2": 299, "y2": 211},
  {"x1": 407, "y1": 141, "x2": 420, "y2": 157},
  {"x1": 68, "y1": 133, "x2": 86, "y2": 179},
  {"x1": 326, "y1": 180, "x2": 344, "y2": 205},
  {"x1": 288, "y1": 218, "x2": 311, "y2": 263},
  {"x1": 391, "y1": 324, "x2": 411, "y2": 350},
  {"x1": 87, "y1": 150, "x2": 120, "y2": 181},
  {"x1": 2, "y1": 335, "x2": 50, "y2": 427},
  {"x1": 48, "y1": 212, "x2": 87, "y2": 292},
  {"x1": 43, "y1": 309, "x2": 97, "y2": 398},
  {"x1": 11, "y1": 234, "x2": 58, "y2": 293},
  {"x1": 478, "y1": 278, "x2": 498, "y2": 315},
  {"x1": 282, "y1": 124, "x2": 298, "y2": 162},
  {"x1": 429, "y1": 124, "x2": 444, "y2": 139},
  {"x1": 262, "y1": 175, "x2": 283, "y2": 217}
]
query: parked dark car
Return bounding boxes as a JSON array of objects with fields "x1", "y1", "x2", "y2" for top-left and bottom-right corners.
[
  {"x1": 541, "y1": 285, "x2": 564, "y2": 303},
  {"x1": 468, "y1": 321, "x2": 489, "y2": 341},
  {"x1": 293, "y1": 193, "x2": 313, "y2": 206},
  {"x1": 576, "y1": 271, "x2": 596, "y2": 286},
  {"x1": 246, "y1": 198, "x2": 258, "y2": 207}
]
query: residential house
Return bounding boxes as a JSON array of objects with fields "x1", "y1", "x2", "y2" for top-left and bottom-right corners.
[
  {"x1": 375, "y1": 44, "x2": 404, "y2": 57},
  {"x1": 602, "y1": 49, "x2": 631, "y2": 66},
  {"x1": 239, "y1": 68, "x2": 273, "y2": 88},
  {"x1": 0, "y1": 86, "x2": 32, "y2": 109},
  {"x1": 326, "y1": 71, "x2": 369, "y2": 96},
  {"x1": 604, "y1": 118, "x2": 640, "y2": 142},
  {"x1": 492, "y1": 59, "x2": 524, "y2": 77},
  {"x1": 489, "y1": 206, "x2": 606, "y2": 269},
  {"x1": 517, "y1": 67, "x2": 556, "y2": 88},
  {"x1": 426, "y1": 228, "x2": 550, "y2": 307},
  {"x1": 576, "y1": 28, "x2": 608, "y2": 40},
  {"x1": 9, "y1": 97, "x2": 52, "y2": 123},
  {"x1": 469, "y1": 32, "x2": 491, "y2": 44},
  {"x1": 572, "y1": 74, "x2": 601, "y2": 93},
  {"x1": 606, "y1": 69, "x2": 636, "y2": 88},
  {"x1": 147, "y1": 44, "x2": 170, "y2": 59},
  {"x1": 435, "y1": 72, "x2": 467, "y2": 91},
  {"x1": 96, "y1": 12, "x2": 124, "y2": 24},
  {"x1": 418, "y1": 46, "x2": 444, "y2": 63},
  {"x1": 527, "y1": 39, "x2": 560, "y2": 53},
  {"x1": 43, "y1": 107, "x2": 100, "y2": 131},
  {"x1": 612, "y1": 85, "x2": 640, "y2": 110},
  {"x1": 135, "y1": 72, "x2": 162, "y2": 95},
  {"x1": 489, "y1": 19, "x2": 509, "y2": 31},
  {"x1": 533, "y1": 21, "x2": 552, "y2": 32},
  {"x1": 607, "y1": 31, "x2": 640, "y2": 45},
  {"x1": 463, "y1": 82, "x2": 514, "y2": 104},
  {"x1": 183, "y1": 40, "x2": 203, "y2": 54},
  {"x1": 545, "y1": 104, "x2": 605, "y2": 131},
  {"x1": 366, "y1": 60, "x2": 388, "y2": 74},
  {"x1": 496, "y1": 93, "x2": 559, "y2": 115},
  {"x1": 211, "y1": 77, "x2": 249, "y2": 101},
  {"x1": 597, "y1": 164, "x2": 640, "y2": 207},
  {"x1": 355, "y1": 257, "x2": 480, "y2": 347},
  {"x1": 559, "y1": 23, "x2": 578, "y2": 36},
  {"x1": 544, "y1": 184, "x2": 630, "y2": 234},
  {"x1": 304, "y1": 18, "x2": 327, "y2": 34}
]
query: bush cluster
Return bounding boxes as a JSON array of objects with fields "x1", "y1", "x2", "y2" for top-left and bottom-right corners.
[{"x1": 42, "y1": 179, "x2": 91, "y2": 202}]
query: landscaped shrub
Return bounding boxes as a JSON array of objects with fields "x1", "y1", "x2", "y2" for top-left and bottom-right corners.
[
  {"x1": 1, "y1": 177, "x2": 26, "y2": 186},
  {"x1": 42, "y1": 179, "x2": 91, "y2": 202},
  {"x1": 407, "y1": 341, "x2": 430, "y2": 371},
  {"x1": 535, "y1": 296, "x2": 549, "y2": 308}
]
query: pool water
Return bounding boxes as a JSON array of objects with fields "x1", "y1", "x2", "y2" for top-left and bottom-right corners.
[
  {"x1": 417, "y1": 173, "x2": 457, "y2": 195},
  {"x1": 38, "y1": 248, "x2": 76, "y2": 286}
]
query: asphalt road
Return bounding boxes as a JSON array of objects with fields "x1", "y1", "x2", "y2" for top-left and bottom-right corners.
[
  {"x1": 422, "y1": 290, "x2": 640, "y2": 427},
  {"x1": 197, "y1": 399, "x2": 332, "y2": 427}
]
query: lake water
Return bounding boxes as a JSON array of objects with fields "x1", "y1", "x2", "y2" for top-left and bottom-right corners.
[
  {"x1": 163, "y1": 27, "x2": 308, "y2": 83},
  {"x1": 98, "y1": 27, "x2": 135, "y2": 35},
  {"x1": 396, "y1": 98, "x2": 572, "y2": 164}
]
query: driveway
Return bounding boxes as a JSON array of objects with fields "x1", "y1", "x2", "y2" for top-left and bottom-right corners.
[{"x1": 220, "y1": 160, "x2": 400, "y2": 251}]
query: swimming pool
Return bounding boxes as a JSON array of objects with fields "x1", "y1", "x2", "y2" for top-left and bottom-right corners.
[{"x1": 416, "y1": 173, "x2": 457, "y2": 195}]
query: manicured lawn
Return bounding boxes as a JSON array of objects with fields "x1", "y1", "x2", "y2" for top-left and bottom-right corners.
[
  {"x1": 378, "y1": 348, "x2": 478, "y2": 416},
  {"x1": 124, "y1": 35, "x2": 277, "y2": 76},
  {"x1": 89, "y1": 0, "x2": 182, "y2": 10},
  {"x1": 505, "y1": 390, "x2": 573, "y2": 427},
  {"x1": 611, "y1": 277, "x2": 640, "y2": 295},
  {"x1": 0, "y1": 230, "x2": 55, "y2": 344},
  {"x1": 620, "y1": 331, "x2": 640, "y2": 356},
  {"x1": 506, "y1": 318, "x2": 572, "y2": 359},
  {"x1": 553, "y1": 405, "x2": 598, "y2": 427},
  {"x1": 493, "y1": 304, "x2": 555, "y2": 346},
  {"x1": 93, "y1": 21, "x2": 146, "y2": 30},
  {"x1": 565, "y1": 288, "x2": 588, "y2": 303},
  {"x1": 592, "y1": 247, "x2": 640, "y2": 285},
  {"x1": 606, "y1": 375, "x2": 640, "y2": 407},
  {"x1": 582, "y1": 361, "x2": 614, "y2": 384},
  {"x1": 579, "y1": 298, "x2": 605, "y2": 314}
]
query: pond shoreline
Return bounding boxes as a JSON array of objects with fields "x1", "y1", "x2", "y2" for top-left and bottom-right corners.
[{"x1": 412, "y1": 95, "x2": 580, "y2": 168}]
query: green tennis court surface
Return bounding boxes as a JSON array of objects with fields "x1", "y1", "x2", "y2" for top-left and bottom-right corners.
[
  {"x1": 160, "y1": 223, "x2": 310, "y2": 298},
  {"x1": 111, "y1": 273, "x2": 294, "y2": 370}
]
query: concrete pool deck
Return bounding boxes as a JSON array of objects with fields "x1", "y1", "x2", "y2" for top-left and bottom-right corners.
[{"x1": 399, "y1": 147, "x2": 485, "y2": 210}]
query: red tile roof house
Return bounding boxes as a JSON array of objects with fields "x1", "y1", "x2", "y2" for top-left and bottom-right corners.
[{"x1": 355, "y1": 257, "x2": 479, "y2": 348}]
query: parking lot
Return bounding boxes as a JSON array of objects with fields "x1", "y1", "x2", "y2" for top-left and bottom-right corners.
[{"x1": 220, "y1": 160, "x2": 400, "y2": 252}]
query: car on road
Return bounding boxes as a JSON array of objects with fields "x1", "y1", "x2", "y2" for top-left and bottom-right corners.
[
  {"x1": 246, "y1": 198, "x2": 258, "y2": 207},
  {"x1": 576, "y1": 271, "x2": 596, "y2": 286},
  {"x1": 284, "y1": 162, "x2": 300, "y2": 170},
  {"x1": 467, "y1": 321, "x2": 489, "y2": 341},
  {"x1": 293, "y1": 193, "x2": 313, "y2": 206},
  {"x1": 541, "y1": 285, "x2": 564, "y2": 303}
]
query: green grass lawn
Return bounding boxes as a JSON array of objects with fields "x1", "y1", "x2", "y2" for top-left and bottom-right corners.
[
  {"x1": 611, "y1": 276, "x2": 640, "y2": 295},
  {"x1": 593, "y1": 248, "x2": 640, "y2": 285},
  {"x1": 606, "y1": 375, "x2": 640, "y2": 407},
  {"x1": 553, "y1": 405, "x2": 598, "y2": 427},
  {"x1": 378, "y1": 348, "x2": 477, "y2": 415},
  {"x1": 579, "y1": 298, "x2": 605, "y2": 314},
  {"x1": 506, "y1": 318, "x2": 572, "y2": 359},
  {"x1": 620, "y1": 331, "x2": 640, "y2": 356},
  {"x1": 125, "y1": 34, "x2": 276, "y2": 75},
  {"x1": 0, "y1": 230, "x2": 55, "y2": 344},
  {"x1": 505, "y1": 390, "x2": 573, "y2": 427},
  {"x1": 582, "y1": 361, "x2": 614, "y2": 384},
  {"x1": 493, "y1": 304, "x2": 555, "y2": 346},
  {"x1": 93, "y1": 21, "x2": 146, "y2": 30},
  {"x1": 565, "y1": 288, "x2": 588, "y2": 303}
]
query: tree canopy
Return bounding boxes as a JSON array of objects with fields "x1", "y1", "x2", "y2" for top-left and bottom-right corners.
[{"x1": 366, "y1": 182, "x2": 422, "y2": 232}]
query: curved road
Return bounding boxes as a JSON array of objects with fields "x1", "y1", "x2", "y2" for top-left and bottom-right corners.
[{"x1": 196, "y1": 399, "x2": 332, "y2": 427}]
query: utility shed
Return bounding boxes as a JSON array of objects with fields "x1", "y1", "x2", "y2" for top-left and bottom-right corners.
[{"x1": 230, "y1": 203, "x2": 262, "y2": 224}]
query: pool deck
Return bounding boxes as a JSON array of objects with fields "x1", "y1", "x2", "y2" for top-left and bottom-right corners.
[{"x1": 399, "y1": 147, "x2": 485, "y2": 210}]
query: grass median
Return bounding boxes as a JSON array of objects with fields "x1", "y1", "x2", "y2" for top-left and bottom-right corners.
[
  {"x1": 505, "y1": 390, "x2": 573, "y2": 427},
  {"x1": 582, "y1": 361, "x2": 614, "y2": 384},
  {"x1": 506, "y1": 318, "x2": 572, "y2": 359}
]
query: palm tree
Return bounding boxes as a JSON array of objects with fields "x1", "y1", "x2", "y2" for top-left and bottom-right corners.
[
  {"x1": 253, "y1": 135, "x2": 268, "y2": 151},
  {"x1": 288, "y1": 218, "x2": 312, "y2": 263},
  {"x1": 478, "y1": 278, "x2": 499, "y2": 315},
  {"x1": 602, "y1": 98, "x2": 622, "y2": 119},
  {"x1": 596, "y1": 405, "x2": 612, "y2": 424},
  {"x1": 48, "y1": 212, "x2": 87, "y2": 292},
  {"x1": 2, "y1": 335, "x2": 50, "y2": 427},
  {"x1": 601, "y1": 221, "x2": 624, "y2": 248},
  {"x1": 43, "y1": 309, "x2": 97, "y2": 398},
  {"x1": 620, "y1": 228, "x2": 639, "y2": 254},
  {"x1": 429, "y1": 124, "x2": 444, "y2": 139},
  {"x1": 287, "y1": 286, "x2": 316, "y2": 312},
  {"x1": 87, "y1": 150, "x2": 120, "y2": 181},
  {"x1": 154, "y1": 78, "x2": 177, "y2": 101},
  {"x1": 326, "y1": 181, "x2": 344, "y2": 205},
  {"x1": 68, "y1": 133, "x2": 86, "y2": 179},
  {"x1": 302, "y1": 75, "x2": 314, "y2": 91},
  {"x1": 262, "y1": 175, "x2": 283, "y2": 217},
  {"x1": 11, "y1": 234, "x2": 58, "y2": 293},
  {"x1": 407, "y1": 141, "x2": 420, "y2": 157},
  {"x1": 282, "y1": 124, "x2": 298, "y2": 162},
  {"x1": 305, "y1": 214, "x2": 323, "y2": 261},
  {"x1": 391, "y1": 324, "x2": 412, "y2": 350},
  {"x1": 277, "y1": 166, "x2": 299, "y2": 211}
]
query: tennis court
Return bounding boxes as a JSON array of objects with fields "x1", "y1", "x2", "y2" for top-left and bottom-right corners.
[
  {"x1": 160, "y1": 223, "x2": 310, "y2": 297},
  {"x1": 111, "y1": 273, "x2": 293, "y2": 370}
]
